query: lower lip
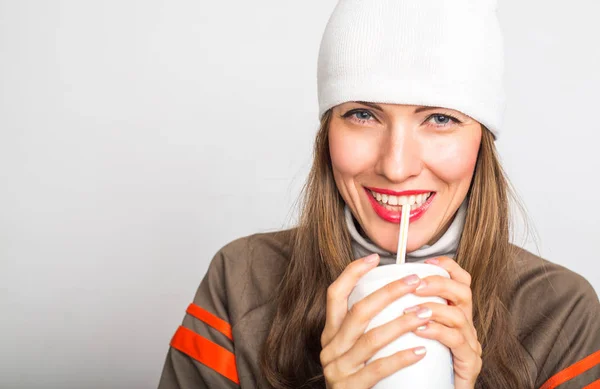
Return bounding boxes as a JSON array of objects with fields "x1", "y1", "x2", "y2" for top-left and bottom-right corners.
[{"x1": 365, "y1": 188, "x2": 435, "y2": 224}]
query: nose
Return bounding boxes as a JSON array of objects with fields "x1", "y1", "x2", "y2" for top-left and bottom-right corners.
[{"x1": 375, "y1": 128, "x2": 423, "y2": 183}]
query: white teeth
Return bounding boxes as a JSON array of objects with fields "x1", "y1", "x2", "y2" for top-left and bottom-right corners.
[{"x1": 370, "y1": 190, "x2": 432, "y2": 208}]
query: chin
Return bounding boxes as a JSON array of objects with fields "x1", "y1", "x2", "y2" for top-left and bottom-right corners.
[
  {"x1": 371, "y1": 226, "x2": 430, "y2": 254},
  {"x1": 405, "y1": 237, "x2": 430, "y2": 253}
]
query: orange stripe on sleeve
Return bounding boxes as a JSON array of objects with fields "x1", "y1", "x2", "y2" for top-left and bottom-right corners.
[
  {"x1": 170, "y1": 325, "x2": 240, "y2": 385},
  {"x1": 583, "y1": 379, "x2": 600, "y2": 389},
  {"x1": 186, "y1": 303, "x2": 233, "y2": 341},
  {"x1": 539, "y1": 350, "x2": 600, "y2": 389}
]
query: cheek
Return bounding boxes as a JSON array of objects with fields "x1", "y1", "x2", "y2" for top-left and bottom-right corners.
[
  {"x1": 328, "y1": 126, "x2": 377, "y2": 177},
  {"x1": 424, "y1": 131, "x2": 481, "y2": 183}
]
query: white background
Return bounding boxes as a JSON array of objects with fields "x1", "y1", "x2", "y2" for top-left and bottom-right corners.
[{"x1": 1, "y1": 1, "x2": 598, "y2": 388}]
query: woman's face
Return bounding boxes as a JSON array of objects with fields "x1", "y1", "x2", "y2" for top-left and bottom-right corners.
[{"x1": 329, "y1": 102, "x2": 482, "y2": 253}]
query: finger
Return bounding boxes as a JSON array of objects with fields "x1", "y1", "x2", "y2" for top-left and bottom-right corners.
[
  {"x1": 413, "y1": 275, "x2": 473, "y2": 308},
  {"x1": 341, "y1": 347, "x2": 426, "y2": 388},
  {"x1": 322, "y1": 253, "x2": 380, "y2": 347},
  {"x1": 411, "y1": 321, "x2": 482, "y2": 370},
  {"x1": 409, "y1": 304, "x2": 480, "y2": 356},
  {"x1": 424, "y1": 256, "x2": 472, "y2": 286},
  {"x1": 320, "y1": 273, "x2": 423, "y2": 366},
  {"x1": 412, "y1": 274, "x2": 473, "y2": 328},
  {"x1": 334, "y1": 309, "x2": 432, "y2": 374}
]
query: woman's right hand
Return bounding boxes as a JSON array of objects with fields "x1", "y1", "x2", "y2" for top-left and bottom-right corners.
[{"x1": 320, "y1": 253, "x2": 432, "y2": 389}]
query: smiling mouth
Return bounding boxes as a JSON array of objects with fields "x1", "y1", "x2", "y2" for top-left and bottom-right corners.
[{"x1": 368, "y1": 190, "x2": 433, "y2": 211}]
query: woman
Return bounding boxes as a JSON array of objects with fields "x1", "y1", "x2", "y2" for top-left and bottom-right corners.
[{"x1": 158, "y1": 0, "x2": 600, "y2": 388}]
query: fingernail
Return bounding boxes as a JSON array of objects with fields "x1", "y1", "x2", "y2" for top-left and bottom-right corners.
[
  {"x1": 364, "y1": 254, "x2": 379, "y2": 263},
  {"x1": 403, "y1": 274, "x2": 420, "y2": 285},
  {"x1": 416, "y1": 324, "x2": 428, "y2": 331},
  {"x1": 415, "y1": 281, "x2": 427, "y2": 291},
  {"x1": 413, "y1": 346, "x2": 427, "y2": 355},
  {"x1": 403, "y1": 305, "x2": 420, "y2": 313},
  {"x1": 416, "y1": 307, "x2": 432, "y2": 319},
  {"x1": 425, "y1": 258, "x2": 439, "y2": 265}
]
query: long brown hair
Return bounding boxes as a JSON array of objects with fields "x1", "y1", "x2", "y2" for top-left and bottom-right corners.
[{"x1": 259, "y1": 109, "x2": 533, "y2": 388}]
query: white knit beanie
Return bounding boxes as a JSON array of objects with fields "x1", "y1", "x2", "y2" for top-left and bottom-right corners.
[{"x1": 317, "y1": 0, "x2": 505, "y2": 138}]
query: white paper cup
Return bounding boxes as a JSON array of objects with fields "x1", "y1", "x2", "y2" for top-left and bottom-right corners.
[{"x1": 347, "y1": 263, "x2": 455, "y2": 389}]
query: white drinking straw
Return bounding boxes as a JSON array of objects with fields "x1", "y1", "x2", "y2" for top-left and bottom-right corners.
[{"x1": 396, "y1": 204, "x2": 411, "y2": 265}]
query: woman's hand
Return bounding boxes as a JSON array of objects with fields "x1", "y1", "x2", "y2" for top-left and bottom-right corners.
[
  {"x1": 320, "y1": 253, "x2": 432, "y2": 389},
  {"x1": 407, "y1": 256, "x2": 482, "y2": 389}
]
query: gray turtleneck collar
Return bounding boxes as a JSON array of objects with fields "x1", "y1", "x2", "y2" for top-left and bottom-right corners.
[{"x1": 345, "y1": 199, "x2": 468, "y2": 266}]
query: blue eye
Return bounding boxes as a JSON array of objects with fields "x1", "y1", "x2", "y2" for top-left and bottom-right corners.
[
  {"x1": 427, "y1": 114, "x2": 460, "y2": 128},
  {"x1": 342, "y1": 109, "x2": 375, "y2": 124},
  {"x1": 432, "y1": 115, "x2": 451, "y2": 124},
  {"x1": 342, "y1": 109, "x2": 461, "y2": 128}
]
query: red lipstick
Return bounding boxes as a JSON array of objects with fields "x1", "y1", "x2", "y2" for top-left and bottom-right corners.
[
  {"x1": 364, "y1": 187, "x2": 435, "y2": 224},
  {"x1": 365, "y1": 187, "x2": 431, "y2": 196}
]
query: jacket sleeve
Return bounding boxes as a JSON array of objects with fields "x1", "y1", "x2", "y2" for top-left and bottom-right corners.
[
  {"x1": 517, "y1": 261, "x2": 600, "y2": 389},
  {"x1": 158, "y1": 249, "x2": 240, "y2": 389}
]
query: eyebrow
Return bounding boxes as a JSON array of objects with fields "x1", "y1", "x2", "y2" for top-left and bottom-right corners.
[{"x1": 354, "y1": 101, "x2": 447, "y2": 114}]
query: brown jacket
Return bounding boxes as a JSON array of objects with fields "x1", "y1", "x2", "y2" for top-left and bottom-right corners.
[{"x1": 157, "y1": 229, "x2": 600, "y2": 388}]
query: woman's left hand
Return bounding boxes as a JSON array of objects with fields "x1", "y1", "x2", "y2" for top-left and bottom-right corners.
[{"x1": 405, "y1": 256, "x2": 482, "y2": 389}]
